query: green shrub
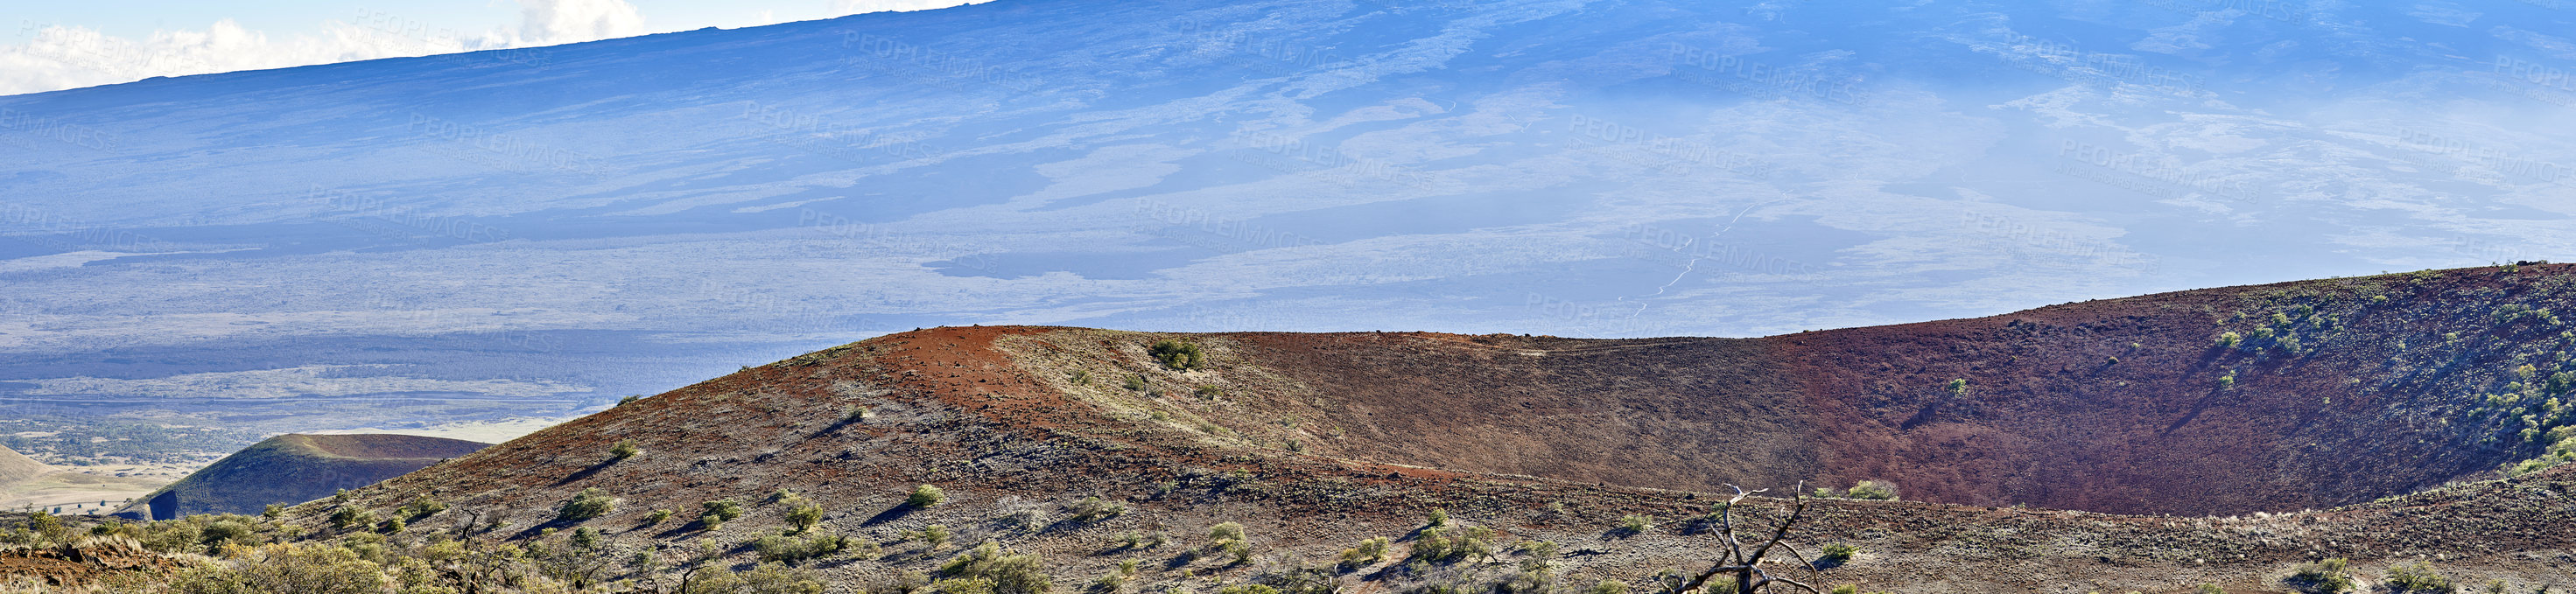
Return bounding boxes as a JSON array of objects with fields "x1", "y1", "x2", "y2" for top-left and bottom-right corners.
[
  {"x1": 1945, "y1": 379, "x2": 1968, "y2": 395},
  {"x1": 785, "y1": 500, "x2": 825, "y2": 534},
  {"x1": 758, "y1": 532, "x2": 856, "y2": 564},
  {"x1": 910, "y1": 484, "x2": 948, "y2": 507},
  {"x1": 1816, "y1": 542, "x2": 1857, "y2": 567},
  {"x1": 1338, "y1": 536, "x2": 1390, "y2": 568},
  {"x1": 1425, "y1": 508, "x2": 1449, "y2": 528},
  {"x1": 739, "y1": 562, "x2": 828, "y2": 594},
  {"x1": 1844, "y1": 480, "x2": 1899, "y2": 501},
  {"x1": 701, "y1": 499, "x2": 745, "y2": 530},
  {"x1": 394, "y1": 499, "x2": 446, "y2": 522},
  {"x1": 558, "y1": 487, "x2": 617, "y2": 521},
  {"x1": 1071, "y1": 370, "x2": 1091, "y2": 385},
  {"x1": 1587, "y1": 581, "x2": 1629, "y2": 594},
  {"x1": 922, "y1": 524, "x2": 953, "y2": 549},
  {"x1": 648, "y1": 508, "x2": 674, "y2": 525},
  {"x1": 1194, "y1": 385, "x2": 1224, "y2": 400},
  {"x1": 1070, "y1": 496, "x2": 1126, "y2": 521},
  {"x1": 1411, "y1": 526, "x2": 1495, "y2": 563},
  {"x1": 1616, "y1": 514, "x2": 1653, "y2": 536},
  {"x1": 939, "y1": 542, "x2": 1054, "y2": 594},
  {"x1": 2219, "y1": 372, "x2": 2236, "y2": 390},
  {"x1": 610, "y1": 440, "x2": 641, "y2": 461},
  {"x1": 2383, "y1": 563, "x2": 2455, "y2": 593},
  {"x1": 1150, "y1": 340, "x2": 1208, "y2": 370},
  {"x1": 1218, "y1": 586, "x2": 1277, "y2": 594},
  {"x1": 1124, "y1": 374, "x2": 1148, "y2": 391},
  {"x1": 331, "y1": 507, "x2": 377, "y2": 531},
  {"x1": 2287, "y1": 557, "x2": 2356, "y2": 594}
]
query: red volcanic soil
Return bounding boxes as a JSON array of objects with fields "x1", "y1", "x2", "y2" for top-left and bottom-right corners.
[
  {"x1": 1102, "y1": 265, "x2": 2576, "y2": 516},
  {"x1": 297, "y1": 264, "x2": 2576, "y2": 593}
]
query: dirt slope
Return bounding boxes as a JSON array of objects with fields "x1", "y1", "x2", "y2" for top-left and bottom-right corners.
[
  {"x1": 0, "y1": 445, "x2": 53, "y2": 488},
  {"x1": 116, "y1": 434, "x2": 488, "y2": 520},
  {"x1": 301, "y1": 265, "x2": 2576, "y2": 593}
]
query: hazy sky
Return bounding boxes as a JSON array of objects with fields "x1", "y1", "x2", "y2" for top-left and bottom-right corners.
[{"x1": 2, "y1": 0, "x2": 982, "y2": 95}]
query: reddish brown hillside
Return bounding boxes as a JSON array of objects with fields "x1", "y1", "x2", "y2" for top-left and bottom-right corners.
[{"x1": 297, "y1": 265, "x2": 2576, "y2": 594}]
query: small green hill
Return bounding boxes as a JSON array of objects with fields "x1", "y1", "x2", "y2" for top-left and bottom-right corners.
[{"x1": 114, "y1": 434, "x2": 487, "y2": 521}]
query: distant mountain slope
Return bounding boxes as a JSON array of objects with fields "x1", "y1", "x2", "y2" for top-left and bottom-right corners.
[
  {"x1": 3, "y1": 0, "x2": 2570, "y2": 435},
  {"x1": 116, "y1": 434, "x2": 488, "y2": 520},
  {"x1": 0, "y1": 444, "x2": 53, "y2": 488},
  {"x1": 299, "y1": 265, "x2": 2576, "y2": 592}
]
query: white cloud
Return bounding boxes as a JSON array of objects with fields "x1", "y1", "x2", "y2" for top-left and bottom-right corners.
[
  {"x1": 0, "y1": 18, "x2": 497, "y2": 96},
  {"x1": 0, "y1": 0, "x2": 999, "y2": 96},
  {"x1": 832, "y1": 0, "x2": 989, "y2": 13},
  {"x1": 517, "y1": 0, "x2": 647, "y2": 45}
]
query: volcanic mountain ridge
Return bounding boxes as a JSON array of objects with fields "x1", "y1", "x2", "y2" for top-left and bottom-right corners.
[{"x1": 302, "y1": 264, "x2": 2576, "y2": 593}]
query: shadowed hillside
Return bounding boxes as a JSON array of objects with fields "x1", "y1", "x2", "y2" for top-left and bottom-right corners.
[
  {"x1": 115, "y1": 434, "x2": 488, "y2": 521},
  {"x1": 270, "y1": 265, "x2": 2576, "y2": 593}
]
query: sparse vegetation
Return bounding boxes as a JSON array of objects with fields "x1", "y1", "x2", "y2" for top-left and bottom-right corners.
[
  {"x1": 1070, "y1": 496, "x2": 1127, "y2": 521},
  {"x1": 1843, "y1": 480, "x2": 1899, "y2": 501},
  {"x1": 558, "y1": 487, "x2": 618, "y2": 521},
  {"x1": 757, "y1": 532, "x2": 862, "y2": 564},
  {"x1": 1151, "y1": 339, "x2": 1209, "y2": 370},
  {"x1": 609, "y1": 439, "x2": 641, "y2": 461},
  {"x1": 1814, "y1": 542, "x2": 1857, "y2": 569},
  {"x1": 1338, "y1": 536, "x2": 1391, "y2": 569},
  {"x1": 2383, "y1": 562, "x2": 2456, "y2": 593},
  {"x1": 911, "y1": 484, "x2": 950, "y2": 507},
  {"x1": 700, "y1": 499, "x2": 746, "y2": 530},
  {"x1": 938, "y1": 542, "x2": 1055, "y2": 594},
  {"x1": 2286, "y1": 557, "x2": 2357, "y2": 594},
  {"x1": 1615, "y1": 514, "x2": 1654, "y2": 536}
]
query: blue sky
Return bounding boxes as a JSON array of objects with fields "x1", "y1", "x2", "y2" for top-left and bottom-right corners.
[{"x1": 3, "y1": 0, "x2": 980, "y2": 95}]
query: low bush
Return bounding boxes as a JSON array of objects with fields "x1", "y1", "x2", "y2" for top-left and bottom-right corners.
[
  {"x1": 1070, "y1": 496, "x2": 1127, "y2": 521},
  {"x1": 2383, "y1": 563, "x2": 2455, "y2": 593},
  {"x1": 558, "y1": 487, "x2": 617, "y2": 521},
  {"x1": 1150, "y1": 340, "x2": 1208, "y2": 370},
  {"x1": 609, "y1": 440, "x2": 641, "y2": 461},
  {"x1": 1615, "y1": 514, "x2": 1653, "y2": 536},
  {"x1": 940, "y1": 542, "x2": 1054, "y2": 594},
  {"x1": 2286, "y1": 557, "x2": 2356, "y2": 594},
  {"x1": 911, "y1": 485, "x2": 949, "y2": 507},
  {"x1": 1338, "y1": 536, "x2": 1390, "y2": 569},
  {"x1": 1815, "y1": 542, "x2": 1857, "y2": 569},
  {"x1": 701, "y1": 499, "x2": 745, "y2": 530},
  {"x1": 758, "y1": 532, "x2": 860, "y2": 564},
  {"x1": 1844, "y1": 480, "x2": 1899, "y2": 501}
]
